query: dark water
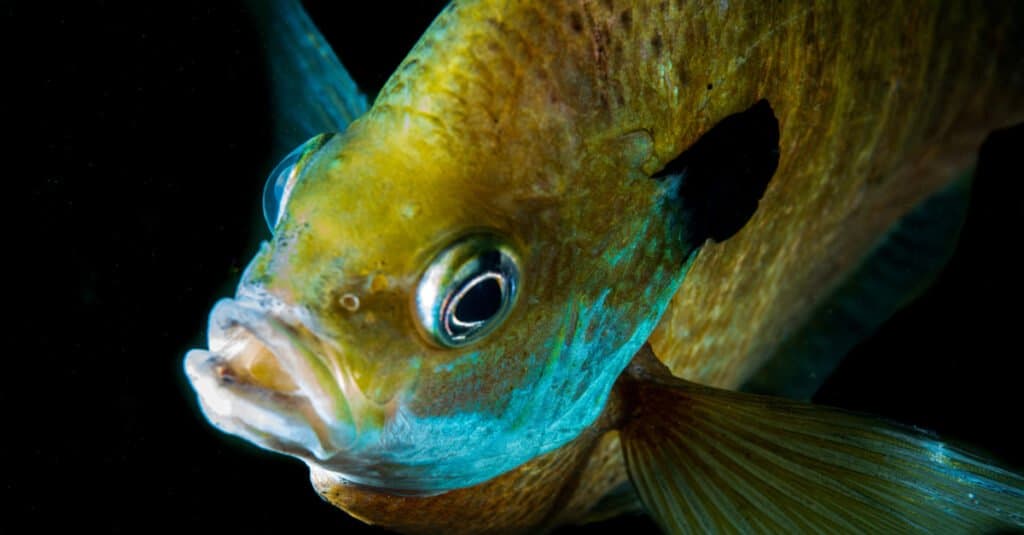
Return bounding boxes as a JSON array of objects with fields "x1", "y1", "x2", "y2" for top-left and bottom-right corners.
[{"x1": 14, "y1": 1, "x2": 1022, "y2": 532}]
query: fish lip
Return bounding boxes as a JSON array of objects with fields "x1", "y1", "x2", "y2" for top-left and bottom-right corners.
[
  {"x1": 184, "y1": 297, "x2": 354, "y2": 462},
  {"x1": 185, "y1": 295, "x2": 497, "y2": 493},
  {"x1": 186, "y1": 295, "x2": 446, "y2": 491},
  {"x1": 184, "y1": 348, "x2": 338, "y2": 460}
]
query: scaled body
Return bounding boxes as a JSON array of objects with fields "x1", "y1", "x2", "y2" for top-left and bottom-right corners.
[{"x1": 185, "y1": 1, "x2": 1024, "y2": 532}]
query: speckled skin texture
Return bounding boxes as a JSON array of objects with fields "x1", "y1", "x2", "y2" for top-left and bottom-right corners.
[
  {"x1": 313, "y1": 399, "x2": 628, "y2": 534},
  {"x1": 645, "y1": 1, "x2": 1024, "y2": 390},
  {"x1": 312, "y1": 440, "x2": 594, "y2": 534},
  {"x1": 259, "y1": 0, "x2": 1021, "y2": 532}
]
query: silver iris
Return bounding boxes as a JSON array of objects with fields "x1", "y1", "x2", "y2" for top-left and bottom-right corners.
[{"x1": 414, "y1": 233, "x2": 521, "y2": 348}]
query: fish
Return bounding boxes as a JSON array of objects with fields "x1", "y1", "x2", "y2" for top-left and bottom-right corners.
[{"x1": 183, "y1": 0, "x2": 1024, "y2": 533}]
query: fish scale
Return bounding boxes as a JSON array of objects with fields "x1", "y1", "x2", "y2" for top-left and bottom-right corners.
[{"x1": 184, "y1": 0, "x2": 1024, "y2": 532}]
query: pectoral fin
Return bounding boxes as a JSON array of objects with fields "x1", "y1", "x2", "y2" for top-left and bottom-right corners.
[{"x1": 619, "y1": 346, "x2": 1024, "y2": 533}]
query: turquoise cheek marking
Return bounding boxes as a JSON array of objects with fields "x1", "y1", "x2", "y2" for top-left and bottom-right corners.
[
  {"x1": 266, "y1": 185, "x2": 697, "y2": 492},
  {"x1": 364, "y1": 229, "x2": 694, "y2": 491},
  {"x1": 432, "y1": 351, "x2": 481, "y2": 374}
]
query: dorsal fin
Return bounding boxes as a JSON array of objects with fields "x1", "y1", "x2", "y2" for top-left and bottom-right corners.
[
  {"x1": 247, "y1": 0, "x2": 369, "y2": 158},
  {"x1": 654, "y1": 99, "x2": 780, "y2": 244}
]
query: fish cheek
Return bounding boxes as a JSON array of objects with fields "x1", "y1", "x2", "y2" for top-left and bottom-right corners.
[
  {"x1": 297, "y1": 273, "x2": 423, "y2": 404},
  {"x1": 405, "y1": 294, "x2": 540, "y2": 420}
]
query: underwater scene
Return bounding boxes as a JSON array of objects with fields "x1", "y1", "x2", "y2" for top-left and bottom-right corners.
[{"x1": 20, "y1": 0, "x2": 1024, "y2": 533}]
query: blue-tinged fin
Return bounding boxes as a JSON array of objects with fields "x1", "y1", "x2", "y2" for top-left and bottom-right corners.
[
  {"x1": 742, "y1": 174, "x2": 972, "y2": 400},
  {"x1": 620, "y1": 345, "x2": 1024, "y2": 533},
  {"x1": 247, "y1": 0, "x2": 369, "y2": 157}
]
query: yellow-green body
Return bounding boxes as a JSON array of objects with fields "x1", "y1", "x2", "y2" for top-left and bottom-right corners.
[
  {"x1": 312, "y1": 1, "x2": 1022, "y2": 530},
  {"x1": 347, "y1": 0, "x2": 1024, "y2": 390},
  {"x1": 189, "y1": 0, "x2": 1023, "y2": 532}
]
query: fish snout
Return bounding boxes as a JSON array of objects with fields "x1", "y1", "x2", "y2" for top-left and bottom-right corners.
[
  {"x1": 184, "y1": 296, "x2": 367, "y2": 467},
  {"x1": 185, "y1": 290, "x2": 504, "y2": 492}
]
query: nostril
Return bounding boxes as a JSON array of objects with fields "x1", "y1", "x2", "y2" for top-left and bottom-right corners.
[{"x1": 340, "y1": 293, "x2": 361, "y2": 312}]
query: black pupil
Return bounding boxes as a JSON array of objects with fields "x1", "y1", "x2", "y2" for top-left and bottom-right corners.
[{"x1": 454, "y1": 276, "x2": 503, "y2": 324}]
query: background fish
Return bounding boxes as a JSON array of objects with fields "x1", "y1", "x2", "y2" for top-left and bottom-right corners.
[{"x1": 183, "y1": 0, "x2": 1024, "y2": 533}]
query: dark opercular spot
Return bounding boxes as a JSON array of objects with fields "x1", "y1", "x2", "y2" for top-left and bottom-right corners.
[
  {"x1": 454, "y1": 277, "x2": 503, "y2": 324},
  {"x1": 706, "y1": 83, "x2": 713, "y2": 90},
  {"x1": 652, "y1": 99, "x2": 780, "y2": 242},
  {"x1": 569, "y1": 11, "x2": 583, "y2": 33}
]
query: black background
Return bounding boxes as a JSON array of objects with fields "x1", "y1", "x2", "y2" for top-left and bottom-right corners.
[{"x1": 14, "y1": 1, "x2": 1023, "y2": 532}]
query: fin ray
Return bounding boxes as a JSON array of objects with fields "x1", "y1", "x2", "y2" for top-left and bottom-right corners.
[
  {"x1": 248, "y1": 0, "x2": 370, "y2": 157},
  {"x1": 685, "y1": 436, "x2": 805, "y2": 532},
  {"x1": 621, "y1": 355, "x2": 1024, "y2": 533}
]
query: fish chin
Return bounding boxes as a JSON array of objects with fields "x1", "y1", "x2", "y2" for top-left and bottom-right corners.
[
  {"x1": 185, "y1": 293, "x2": 631, "y2": 494},
  {"x1": 187, "y1": 295, "x2": 520, "y2": 493},
  {"x1": 184, "y1": 297, "x2": 393, "y2": 484},
  {"x1": 184, "y1": 348, "x2": 338, "y2": 460}
]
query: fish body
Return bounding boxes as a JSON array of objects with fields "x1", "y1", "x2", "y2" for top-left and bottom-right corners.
[{"x1": 185, "y1": 0, "x2": 1024, "y2": 533}]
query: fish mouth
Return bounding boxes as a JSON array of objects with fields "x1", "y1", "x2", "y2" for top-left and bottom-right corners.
[
  {"x1": 185, "y1": 298, "x2": 368, "y2": 470},
  {"x1": 185, "y1": 295, "x2": 539, "y2": 493},
  {"x1": 184, "y1": 295, "x2": 474, "y2": 493}
]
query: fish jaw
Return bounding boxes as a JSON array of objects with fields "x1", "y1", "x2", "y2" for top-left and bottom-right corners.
[
  {"x1": 184, "y1": 297, "x2": 399, "y2": 482},
  {"x1": 183, "y1": 292, "x2": 633, "y2": 495},
  {"x1": 185, "y1": 348, "x2": 341, "y2": 461}
]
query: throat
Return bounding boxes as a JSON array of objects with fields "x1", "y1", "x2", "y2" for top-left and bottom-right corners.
[{"x1": 309, "y1": 393, "x2": 629, "y2": 534}]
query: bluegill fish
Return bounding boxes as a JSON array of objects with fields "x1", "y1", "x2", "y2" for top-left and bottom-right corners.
[{"x1": 184, "y1": 0, "x2": 1024, "y2": 533}]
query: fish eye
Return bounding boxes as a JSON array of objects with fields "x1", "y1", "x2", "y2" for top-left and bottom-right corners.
[
  {"x1": 262, "y1": 132, "x2": 335, "y2": 232},
  {"x1": 415, "y1": 234, "x2": 521, "y2": 348}
]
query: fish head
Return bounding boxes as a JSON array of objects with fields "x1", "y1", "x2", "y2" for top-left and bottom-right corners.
[{"x1": 185, "y1": 25, "x2": 697, "y2": 494}]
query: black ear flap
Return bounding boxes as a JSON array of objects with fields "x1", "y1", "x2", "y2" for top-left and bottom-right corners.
[{"x1": 654, "y1": 99, "x2": 780, "y2": 243}]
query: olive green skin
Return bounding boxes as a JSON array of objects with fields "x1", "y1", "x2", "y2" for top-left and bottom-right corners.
[{"x1": 247, "y1": 0, "x2": 1022, "y2": 532}]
